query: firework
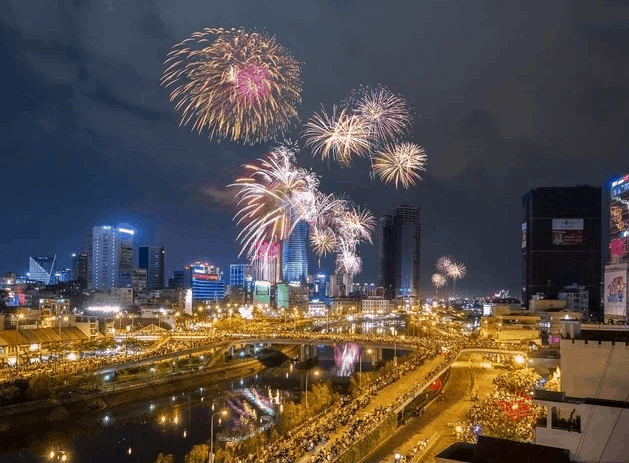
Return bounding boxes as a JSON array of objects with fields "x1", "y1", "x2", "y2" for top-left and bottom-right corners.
[
  {"x1": 372, "y1": 142, "x2": 427, "y2": 189},
  {"x1": 303, "y1": 105, "x2": 372, "y2": 166},
  {"x1": 437, "y1": 256, "x2": 453, "y2": 274},
  {"x1": 335, "y1": 248, "x2": 363, "y2": 275},
  {"x1": 432, "y1": 273, "x2": 446, "y2": 288},
  {"x1": 310, "y1": 228, "x2": 337, "y2": 258},
  {"x1": 162, "y1": 28, "x2": 302, "y2": 145},
  {"x1": 336, "y1": 207, "x2": 376, "y2": 244},
  {"x1": 447, "y1": 261, "x2": 467, "y2": 280},
  {"x1": 346, "y1": 85, "x2": 411, "y2": 142},
  {"x1": 228, "y1": 144, "x2": 316, "y2": 258}
]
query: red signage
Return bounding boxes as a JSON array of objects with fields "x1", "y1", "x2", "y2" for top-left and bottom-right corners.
[
  {"x1": 192, "y1": 273, "x2": 219, "y2": 281},
  {"x1": 552, "y1": 230, "x2": 583, "y2": 246},
  {"x1": 610, "y1": 238, "x2": 626, "y2": 257}
]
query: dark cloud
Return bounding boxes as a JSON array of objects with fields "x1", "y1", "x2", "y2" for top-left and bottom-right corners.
[{"x1": 1, "y1": 0, "x2": 628, "y2": 296}]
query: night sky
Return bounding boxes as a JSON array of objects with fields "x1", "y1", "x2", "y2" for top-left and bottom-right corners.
[{"x1": 1, "y1": 0, "x2": 627, "y2": 297}]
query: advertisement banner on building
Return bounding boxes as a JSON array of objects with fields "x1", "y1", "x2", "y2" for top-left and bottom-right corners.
[
  {"x1": 552, "y1": 230, "x2": 584, "y2": 246},
  {"x1": 604, "y1": 264, "x2": 628, "y2": 318},
  {"x1": 254, "y1": 281, "x2": 271, "y2": 306},
  {"x1": 552, "y1": 219, "x2": 584, "y2": 230},
  {"x1": 192, "y1": 273, "x2": 219, "y2": 281},
  {"x1": 276, "y1": 283, "x2": 289, "y2": 309},
  {"x1": 521, "y1": 223, "x2": 527, "y2": 249}
]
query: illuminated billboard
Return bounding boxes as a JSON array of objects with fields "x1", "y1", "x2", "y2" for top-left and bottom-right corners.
[
  {"x1": 276, "y1": 283, "x2": 289, "y2": 309},
  {"x1": 552, "y1": 218, "x2": 583, "y2": 246},
  {"x1": 604, "y1": 264, "x2": 628, "y2": 318},
  {"x1": 254, "y1": 281, "x2": 271, "y2": 306},
  {"x1": 192, "y1": 273, "x2": 219, "y2": 281},
  {"x1": 521, "y1": 223, "x2": 527, "y2": 249}
]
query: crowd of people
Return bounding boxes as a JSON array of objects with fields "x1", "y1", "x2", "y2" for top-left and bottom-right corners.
[{"x1": 0, "y1": 332, "x2": 232, "y2": 383}]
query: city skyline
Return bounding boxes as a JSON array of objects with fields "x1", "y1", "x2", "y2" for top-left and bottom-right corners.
[{"x1": 1, "y1": 1, "x2": 627, "y2": 297}]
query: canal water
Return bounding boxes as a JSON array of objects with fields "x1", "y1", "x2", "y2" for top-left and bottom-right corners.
[{"x1": 0, "y1": 318, "x2": 408, "y2": 463}]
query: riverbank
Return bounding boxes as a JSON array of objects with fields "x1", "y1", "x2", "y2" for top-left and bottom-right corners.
[{"x1": 0, "y1": 348, "x2": 293, "y2": 435}]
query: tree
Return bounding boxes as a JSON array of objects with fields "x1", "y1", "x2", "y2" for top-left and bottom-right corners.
[
  {"x1": 184, "y1": 444, "x2": 208, "y2": 463},
  {"x1": 155, "y1": 453, "x2": 175, "y2": 463},
  {"x1": 493, "y1": 368, "x2": 541, "y2": 394},
  {"x1": 27, "y1": 373, "x2": 56, "y2": 400}
]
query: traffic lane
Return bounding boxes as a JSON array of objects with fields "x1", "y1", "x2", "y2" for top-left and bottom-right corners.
[{"x1": 361, "y1": 361, "x2": 473, "y2": 463}]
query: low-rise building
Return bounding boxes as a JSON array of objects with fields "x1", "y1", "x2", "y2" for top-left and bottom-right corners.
[
  {"x1": 558, "y1": 284, "x2": 590, "y2": 316},
  {"x1": 530, "y1": 321, "x2": 629, "y2": 462},
  {"x1": 361, "y1": 297, "x2": 389, "y2": 315},
  {"x1": 330, "y1": 297, "x2": 359, "y2": 316},
  {"x1": 480, "y1": 307, "x2": 541, "y2": 344}
]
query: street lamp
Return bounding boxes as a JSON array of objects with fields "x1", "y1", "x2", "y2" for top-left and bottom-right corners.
[
  {"x1": 305, "y1": 369, "x2": 320, "y2": 413},
  {"x1": 209, "y1": 409, "x2": 227, "y2": 463}
]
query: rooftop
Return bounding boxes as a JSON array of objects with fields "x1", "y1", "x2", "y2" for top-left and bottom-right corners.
[
  {"x1": 533, "y1": 390, "x2": 629, "y2": 410},
  {"x1": 436, "y1": 435, "x2": 571, "y2": 463}
]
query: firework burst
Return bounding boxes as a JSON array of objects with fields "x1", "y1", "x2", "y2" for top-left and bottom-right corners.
[
  {"x1": 437, "y1": 256, "x2": 454, "y2": 274},
  {"x1": 310, "y1": 228, "x2": 337, "y2": 258},
  {"x1": 228, "y1": 144, "x2": 315, "y2": 258},
  {"x1": 345, "y1": 85, "x2": 411, "y2": 142},
  {"x1": 162, "y1": 28, "x2": 302, "y2": 145},
  {"x1": 303, "y1": 105, "x2": 372, "y2": 166},
  {"x1": 432, "y1": 273, "x2": 446, "y2": 288},
  {"x1": 372, "y1": 142, "x2": 427, "y2": 189},
  {"x1": 447, "y1": 261, "x2": 467, "y2": 280}
]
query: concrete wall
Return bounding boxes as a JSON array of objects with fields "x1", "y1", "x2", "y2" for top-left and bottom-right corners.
[
  {"x1": 535, "y1": 401, "x2": 629, "y2": 463},
  {"x1": 561, "y1": 339, "x2": 629, "y2": 400}
]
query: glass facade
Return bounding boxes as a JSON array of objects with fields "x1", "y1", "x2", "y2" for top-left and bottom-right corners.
[
  {"x1": 610, "y1": 173, "x2": 629, "y2": 263},
  {"x1": 282, "y1": 220, "x2": 309, "y2": 283},
  {"x1": 29, "y1": 256, "x2": 57, "y2": 285},
  {"x1": 184, "y1": 261, "x2": 225, "y2": 300},
  {"x1": 230, "y1": 264, "x2": 252, "y2": 287},
  {"x1": 86, "y1": 226, "x2": 134, "y2": 291},
  {"x1": 377, "y1": 206, "x2": 421, "y2": 299},
  {"x1": 139, "y1": 245, "x2": 165, "y2": 290},
  {"x1": 521, "y1": 186, "x2": 601, "y2": 318}
]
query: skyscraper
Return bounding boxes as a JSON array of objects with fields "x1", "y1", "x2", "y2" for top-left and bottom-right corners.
[
  {"x1": 72, "y1": 251, "x2": 88, "y2": 286},
  {"x1": 522, "y1": 186, "x2": 601, "y2": 319},
  {"x1": 609, "y1": 173, "x2": 629, "y2": 263},
  {"x1": 138, "y1": 246, "x2": 165, "y2": 290},
  {"x1": 604, "y1": 173, "x2": 629, "y2": 323},
  {"x1": 282, "y1": 220, "x2": 309, "y2": 283},
  {"x1": 251, "y1": 241, "x2": 281, "y2": 285},
  {"x1": 376, "y1": 215, "x2": 394, "y2": 296},
  {"x1": 376, "y1": 206, "x2": 421, "y2": 300},
  {"x1": 86, "y1": 226, "x2": 135, "y2": 291},
  {"x1": 29, "y1": 256, "x2": 57, "y2": 285},
  {"x1": 392, "y1": 206, "x2": 421, "y2": 299}
]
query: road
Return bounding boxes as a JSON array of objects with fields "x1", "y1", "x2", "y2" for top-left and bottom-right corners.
[{"x1": 361, "y1": 354, "x2": 501, "y2": 463}]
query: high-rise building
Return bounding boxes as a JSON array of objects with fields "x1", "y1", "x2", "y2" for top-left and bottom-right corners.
[
  {"x1": 29, "y1": 256, "x2": 57, "y2": 285},
  {"x1": 604, "y1": 173, "x2": 629, "y2": 323},
  {"x1": 117, "y1": 268, "x2": 147, "y2": 302},
  {"x1": 313, "y1": 273, "x2": 328, "y2": 298},
  {"x1": 282, "y1": 220, "x2": 309, "y2": 283},
  {"x1": 609, "y1": 173, "x2": 629, "y2": 263},
  {"x1": 230, "y1": 264, "x2": 252, "y2": 287},
  {"x1": 54, "y1": 269, "x2": 72, "y2": 283},
  {"x1": 376, "y1": 206, "x2": 421, "y2": 300},
  {"x1": 184, "y1": 261, "x2": 225, "y2": 300},
  {"x1": 138, "y1": 246, "x2": 165, "y2": 290},
  {"x1": 522, "y1": 186, "x2": 601, "y2": 319},
  {"x1": 169, "y1": 270, "x2": 185, "y2": 289},
  {"x1": 376, "y1": 215, "x2": 394, "y2": 291},
  {"x1": 86, "y1": 226, "x2": 135, "y2": 291},
  {"x1": 251, "y1": 241, "x2": 281, "y2": 285},
  {"x1": 72, "y1": 251, "x2": 88, "y2": 286}
]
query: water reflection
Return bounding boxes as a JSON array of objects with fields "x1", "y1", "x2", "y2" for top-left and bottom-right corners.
[{"x1": 0, "y1": 318, "x2": 410, "y2": 462}]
